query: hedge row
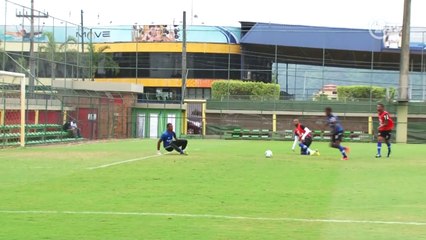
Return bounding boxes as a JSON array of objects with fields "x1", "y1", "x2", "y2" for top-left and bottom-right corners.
[
  {"x1": 337, "y1": 86, "x2": 395, "y2": 101},
  {"x1": 211, "y1": 80, "x2": 280, "y2": 100}
]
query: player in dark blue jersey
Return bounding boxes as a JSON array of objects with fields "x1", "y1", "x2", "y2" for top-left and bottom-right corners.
[
  {"x1": 157, "y1": 123, "x2": 188, "y2": 155},
  {"x1": 325, "y1": 107, "x2": 350, "y2": 160}
]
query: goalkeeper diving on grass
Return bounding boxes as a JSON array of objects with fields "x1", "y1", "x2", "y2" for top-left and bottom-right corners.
[
  {"x1": 291, "y1": 119, "x2": 319, "y2": 156},
  {"x1": 157, "y1": 123, "x2": 188, "y2": 155}
]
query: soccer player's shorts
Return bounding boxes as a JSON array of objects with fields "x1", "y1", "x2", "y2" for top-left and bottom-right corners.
[
  {"x1": 300, "y1": 137, "x2": 313, "y2": 155},
  {"x1": 378, "y1": 130, "x2": 392, "y2": 140},
  {"x1": 331, "y1": 131, "x2": 344, "y2": 143},
  {"x1": 302, "y1": 137, "x2": 312, "y2": 147}
]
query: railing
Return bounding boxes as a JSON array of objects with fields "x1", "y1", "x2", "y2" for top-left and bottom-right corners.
[
  {"x1": 137, "y1": 93, "x2": 183, "y2": 104},
  {"x1": 207, "y1": 97, "x2": 398, "y2": 113}
]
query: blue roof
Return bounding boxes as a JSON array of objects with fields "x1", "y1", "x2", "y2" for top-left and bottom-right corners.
[{"x1": 241, "y1": 23, "x2": 383, "y2": 52}]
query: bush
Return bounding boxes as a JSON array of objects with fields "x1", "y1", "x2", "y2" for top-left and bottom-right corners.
[
  {"x1": 211, "y1": 80, "x2": 280, "y2": 100},
  {"x1": 337, "y1": 86, "x2": 395, "y2": 101},
  {"x1": 314, "y1": 93, "x2": 331, "y2": 102}
]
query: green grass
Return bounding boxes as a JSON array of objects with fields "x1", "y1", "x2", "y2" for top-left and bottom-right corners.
[{"x1": 0, "y1": 139, "x2": 425, "y2": 240}]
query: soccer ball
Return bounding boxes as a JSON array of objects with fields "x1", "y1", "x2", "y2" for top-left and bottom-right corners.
[{"x1": 265, "y1": 150, "x2": 273, "y2": 158}]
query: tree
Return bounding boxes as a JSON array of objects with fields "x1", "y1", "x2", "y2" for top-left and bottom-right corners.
[
  {"x1": 0, "y1": 39, "x2": 29, "y2": 73},
  {"x1": 15, "y1": 57, "x2": 28, "y2": 74},
  {"x1": 86, "y1": 42, "x2": 119, "y2": 81},
  {"x1": 0, "y1": 40, "x2": 8, "y2": 71},
  {"x1": 38, "y1": 32, "x2": 76, "y2": 80}
]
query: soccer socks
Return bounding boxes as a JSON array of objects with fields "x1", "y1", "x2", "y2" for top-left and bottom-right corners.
[
  {"x1": 377, "y1": 142, "x2": 382, "y2": 156},
  {"x1": 376, "y1": 142, "x2": 391, "y2": 158},
  {"x1": 299, "y1": 143, "x2": 315, "y2": 155},
  {"x1": 299, "y1": 143, "x2": 308, "y2": 155},
  {"x1": 331, "y1": 144, "x2": 347, "y2": 158},
  {"x1": 387, "y1": 142, "x2": 391, "y2": 157},
  {"x1": 338, "y1": 145, "x2": 347, "y2": 157}
]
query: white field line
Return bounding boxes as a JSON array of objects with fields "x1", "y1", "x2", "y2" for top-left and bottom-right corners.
[
  {"x1": 87, "y1": 153, "x2": 168, "y2": 170},
  {"x1": 0, "y1": 210, "x2": 425, "y2": 226}
]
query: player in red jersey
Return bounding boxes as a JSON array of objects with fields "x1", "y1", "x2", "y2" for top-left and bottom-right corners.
[
  {"x1": 376, "y1": 103, "x2": 394, "y2": 158},
  {"x1": 291, "y1": 119, "x2": 319, "y2": 156}
]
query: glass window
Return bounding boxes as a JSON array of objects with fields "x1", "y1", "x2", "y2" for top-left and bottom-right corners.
[
  {"x1": 204, "y1": 88, "x2": 211, "y2": 99},
  {"x1": 150, "y1": 53, "x2": 181, "y2": 78},
  {"x1": 196, "y1": 88, "x2": 203, "y2": 99},
  {"x1": 187, "y1": 88, "x2": 196, "y2": 99},
  {"x1": 97, "y1": 52, "x2": 241, "y2": 80}
]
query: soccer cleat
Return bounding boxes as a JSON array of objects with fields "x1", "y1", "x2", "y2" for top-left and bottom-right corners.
[
  {"x1": 344, "y1": 147, "x2": 351, "y2": 154},
  {"x1": 180, "y1": 150, "x2": 188, "y2": 155},
  {"x1": 342, "y1": 156, "x2": 349, "y2": 161},
  {"x1": 311, "y1": 149, "x2": 320, "y2": 156},
  {"x1": 375, "y1": 154, "x2": 382, "y2": 158}
]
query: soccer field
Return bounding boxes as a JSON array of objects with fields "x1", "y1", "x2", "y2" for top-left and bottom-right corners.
[{"x1": 0, "y1": 139, "x2": 425, "y2": 240}]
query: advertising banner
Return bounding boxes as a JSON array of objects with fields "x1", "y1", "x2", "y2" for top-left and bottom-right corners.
[{"x1": 1, "y1": 25, "x2": 240, "y2": 44}]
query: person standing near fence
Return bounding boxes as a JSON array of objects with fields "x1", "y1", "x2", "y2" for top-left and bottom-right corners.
[
  {"x1": 376, "y1": 103, "x2": 394, "y2": 158},
  {"x1": 157, "y1": 123, "x2": 188, "y2": 155},
  {"x1": 325, "y1": 107, "x2": 350, "y2": 160}
]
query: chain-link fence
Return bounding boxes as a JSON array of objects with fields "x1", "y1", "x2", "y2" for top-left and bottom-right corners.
[
  {"x1": 2, "y1": 1, "x2": 426, "y2": 145},
  {"x1": 205, "y1": 97, "x2": 426, "y2": 143},
  {"x1": 0, "y1": 82, "x2": 137, "y2": 147}
]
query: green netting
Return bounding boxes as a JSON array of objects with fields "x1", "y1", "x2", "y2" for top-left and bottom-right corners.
[
  {"x1": 207, "y1": 99, "x2": 426, "y2": 143},
  {"x1": 207, "y1": 99, "x2": 402, "y2": 113}
]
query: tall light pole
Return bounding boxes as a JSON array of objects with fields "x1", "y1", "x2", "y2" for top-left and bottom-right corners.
[
  {"x1": 81, "y1": 10, "x2": 85, "y2": 81},
  {"x1": 396, "y1": 0, "x2": 411, "y2": 143},
  {"x1": 181, "y1": 11, "x2": 187, "y2": 103},
  {"x1": 29, "y1": 0, "x2": 35, "y2": 92},
  {"x1": 16, "y1": 0, "x2": 48, "y2": 93}
]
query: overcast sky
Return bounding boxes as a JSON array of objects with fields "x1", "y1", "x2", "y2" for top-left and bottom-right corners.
[{"x1": 2, "y1": 0, "x2": 426, "y2": 29}]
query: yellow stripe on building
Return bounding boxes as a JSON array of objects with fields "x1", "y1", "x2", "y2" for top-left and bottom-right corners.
[
  {"x1": 3, "y1": 42, "x2": 240, "y2": 54},
  {"x1": 94, "y1": 42, "x2": 240, "y2": 54},
  {"x1": 95, "y1": 78, "x2": 225, "y2": 88},
  {"x1": 95, "y1": 78, "x2": 181, "y2": 87}
]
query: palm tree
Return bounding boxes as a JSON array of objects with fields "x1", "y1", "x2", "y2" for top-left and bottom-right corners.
[
  {"x1": 87, "y1": 42, "x2": 119, "y2": 81},
  {"x1": 38, "y1": 32, "x2": 76, "y2": 80}
]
